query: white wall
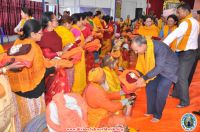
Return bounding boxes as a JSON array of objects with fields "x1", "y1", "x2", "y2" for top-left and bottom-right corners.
[
  {"x1": 33, "y1": 0, "x2": 147, "y2": 19},
  {"x1": 59, "y1": 0, "x2": 80, "y2": 14},
  {"x1": 121, "y1": 0, "x2": 146, "y2": 20},
  {"x1": 30, "y1": 0, "x2": 57, "y2": 4},
  {"x1": 59, "y1": 0, "x2": 115, "y2": 17}
]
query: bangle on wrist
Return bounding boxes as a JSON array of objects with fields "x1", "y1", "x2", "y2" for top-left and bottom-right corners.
[
  {"x1": 1, "y1": 67, "x2": 7, "y2": 74},
  {"x1": 2, "y1": 67, "x2": 7, "y2": 74}
]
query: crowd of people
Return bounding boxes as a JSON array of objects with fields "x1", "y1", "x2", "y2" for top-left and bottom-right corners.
[{"x1": 0, "y1": 2, "x2": 199, "y2": 132}]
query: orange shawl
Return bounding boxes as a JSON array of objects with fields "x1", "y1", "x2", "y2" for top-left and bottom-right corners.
[
  {"x1": 6, "y1": 38, "x2": 46, "y2": 92},
  {"x1": 176, "y1": 14, "x2": 193, "y2": 51},
  {"x1": 138, "y1": 25, "x2": 159, "y2": 38},
  {"x1": 84, "y1": 39, "x2": 101, "y2": 52}
]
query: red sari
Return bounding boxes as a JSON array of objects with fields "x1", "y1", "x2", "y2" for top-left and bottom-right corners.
[
  {"x1": 81, "y1": 24, "x2": 96, "y2": 76},
  {"x1": 100, "y1": 22, "x2": 114, "y2": 58},
  {"x1": 37, "y1": 29, "x2": 70, "y2": 105},
  {"x1": 37, "y1": 29, "x2": 62, "y2": 59}
]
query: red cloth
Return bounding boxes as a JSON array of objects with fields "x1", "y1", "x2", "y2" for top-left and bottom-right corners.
[
  {"x1": 45, "y1": 68, "x2": 70, "y2": 105},
  {"x1": 86, "y1": 52, "x2": 95, "y2": 76},
  {"x1": 37, "y1": 29, "x2": 62, "y2": 54},
  {"x1": 103, "y1": 23, "x2": 114, "y2": 40},
  {"x1": 86, "y1": 23, "x2": 93, "y2": 32},
  {"x1": 82, "y1": 24, "x2": 92, "y2": 39},
  {"x1": 122, "y1": 49, "x2": 130, "y2": 62},
  {"x1": 42, "y1": 48, "x2": 57, "y2": 59}
]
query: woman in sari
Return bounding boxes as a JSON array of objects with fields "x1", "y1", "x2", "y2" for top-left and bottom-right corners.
[
  {"x1": 38, "y1": 12, "x2": 74, "y2": 105},
  {"x1": 6, "y1": 19, "x2": 55, "y2": 131},
  {"x1": 71, "y1": 13, "x2": 85, "y2": 47},
  {"x1": 80, "y1": 12, "x2": 98, "y2": 75},
  {"x1": 0, "y1": 62, "x2": 25, "y2": 132},
  {"x1": 38, "y1": 12, "x2": 63, "y2": 59},
  {"x1": 159, "y1": 14, "x2": 178, "y2": 38},
  {"x1": 14, "y1": 7, "x2": 33, "y2": 35},
  {"x1": 93, "y1": 11, "x2": 103, "y2": 31},
  {"x1": 138, "y1": 16, "x2": 160, "y2": 38},
  {"x1": 80, "y1": 13, "x2": 93, "y2": 42},
  {"x1": 70, "y1": 13, "x2": 87, "y2": 94},
  {"x1": 100, "y1": 15, "x2": 114, "y2": 58},
  {"x1": 83, "y1": 67, "x2": 133, "y2": 127},
  {"x1": 55, "y1": 16, "x2": 75, "y2": 48}
]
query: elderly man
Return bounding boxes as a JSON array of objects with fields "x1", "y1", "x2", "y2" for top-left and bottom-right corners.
[{"x1": 131, "y1": 35, "x2": 178, "y2": 122}]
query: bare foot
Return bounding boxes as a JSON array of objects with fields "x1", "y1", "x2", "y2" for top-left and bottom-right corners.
[
  {"x1": 144, "y1": 113, "x2": 152, "y2": 117},
  {"x1": 151, "y1": 118, "x2": 160, "y2": 123}
]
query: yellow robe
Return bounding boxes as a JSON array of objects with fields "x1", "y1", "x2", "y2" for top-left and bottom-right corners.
[
  {"x1": 71, "y1": 25, "x2": 86, "y2": 94},
  {"x1": 103, "y1": 67, "x2": 121, "y2": 92},
  {"x1": 55, "y1": 26, "x2": 75, "y2": 48},
  {"x1": 136, "y1": 39, "x2": 155, "y2": 83},
  {"x1": 72, "y1": 49, "x2": 87, "y2": 95},
  {"x1": 138, "y1": 25, "x2": 159, "y2": 38}
]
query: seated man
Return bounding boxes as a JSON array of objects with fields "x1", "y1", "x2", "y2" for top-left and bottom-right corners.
[
  {"x1": 101, "y1": 55, "x2": 122, "y2": 92},
  {"x1": 83, "y1": 67, "x2": 134, "y2": 127}
]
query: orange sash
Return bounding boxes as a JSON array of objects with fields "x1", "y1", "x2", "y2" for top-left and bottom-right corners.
[
  {"x1": 61, "y1": 47, "x2": 83, "y2": 64},
  {"x1": 138, "y1": 25, "x2": 159, "y2": 38},
  {"x1": 177, "y1": 18, "x2": 192, "y2": 51},
  {"x1": 84, "y1": 39, "x2": 101, "y2": 52}
]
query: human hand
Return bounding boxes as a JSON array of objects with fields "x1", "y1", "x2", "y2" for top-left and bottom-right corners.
[
  {"x1": 135, "y1": 77, "x2": 146, "y2": 88},
  {"x1": 6, "y1": 62, "x2": 25, "y2": 70},
  {"x1": 56, "y1": 51, "x2": 63, "y2": 57}
]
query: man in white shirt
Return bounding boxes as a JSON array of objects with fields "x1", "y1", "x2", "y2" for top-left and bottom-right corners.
[{"x1": 163, "y1": 3, "x2": 199, "y2": 108}]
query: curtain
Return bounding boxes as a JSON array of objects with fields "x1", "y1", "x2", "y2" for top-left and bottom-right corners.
[
  {"x1": 0, "y1": 0, "x2": 22, "y2": 35},
  {"x1": 148, "y1": 0, "x2": 164, "y2": 18},
  {"x1": 0, "y1": 0, "x2": 43, "y2": 35}
]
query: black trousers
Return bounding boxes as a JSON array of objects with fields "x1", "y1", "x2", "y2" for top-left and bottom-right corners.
[
  {"x1": 172, "y1": 50, "x2": 197, "y2": 105},
  {"x1": 146, "y1": 75, "x2": 172, "y2": 119}
]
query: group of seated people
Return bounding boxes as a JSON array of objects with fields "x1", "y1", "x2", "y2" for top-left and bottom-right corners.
[{"x1": 0, "y1": 4, "x2": 199, "y2": 131}]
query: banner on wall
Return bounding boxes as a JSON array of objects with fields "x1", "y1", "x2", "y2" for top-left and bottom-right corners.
[
  {"x1": 116, "y1": 0, "x2": 122, "y2": 18},
  {"x1": 80, "y1": 7, "x2": 111, "y2": 16}
]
